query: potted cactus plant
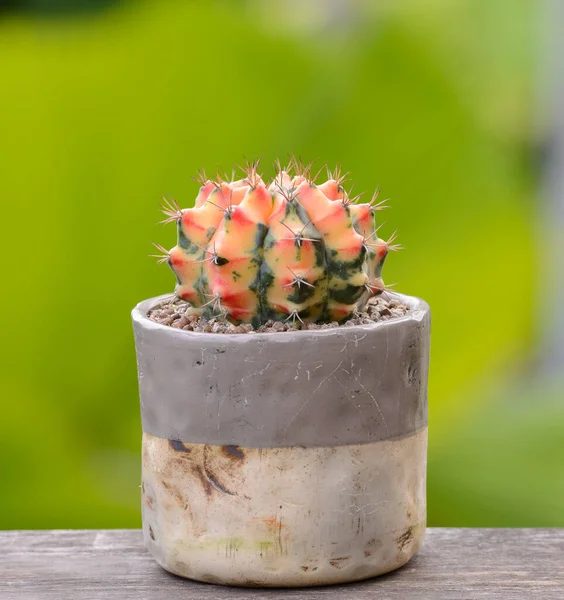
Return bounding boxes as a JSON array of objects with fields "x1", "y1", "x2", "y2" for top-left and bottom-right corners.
[{"x1": 132, "y1": 160, "x2": 430, "y2": 587}]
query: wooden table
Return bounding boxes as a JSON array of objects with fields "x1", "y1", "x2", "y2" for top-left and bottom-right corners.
[{"x1": 1, "y1": 529, "x2": 563, "y2": 599}]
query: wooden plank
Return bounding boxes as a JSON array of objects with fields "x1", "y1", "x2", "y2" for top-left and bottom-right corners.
[{"x1": 1, "y1": 529, "x2": 563, "y2": 599}]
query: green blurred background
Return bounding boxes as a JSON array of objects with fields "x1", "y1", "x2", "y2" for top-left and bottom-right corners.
[{"x1": 1, "y1": 0, "x2": 562, "y2": 529}]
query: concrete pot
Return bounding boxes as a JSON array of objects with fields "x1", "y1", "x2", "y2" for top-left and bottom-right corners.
[{"x1": 132, "y1": 293, "x2": 430, "y2": 587}]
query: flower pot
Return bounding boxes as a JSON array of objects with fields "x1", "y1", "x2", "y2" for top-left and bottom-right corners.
[{"x1": 132, "y1": 292, "x2": 430, "y2": 587}]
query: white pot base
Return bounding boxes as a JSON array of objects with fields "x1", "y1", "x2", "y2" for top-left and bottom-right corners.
[{"x1": 142, "y1": 430, "x2": 427, "y2": 587}]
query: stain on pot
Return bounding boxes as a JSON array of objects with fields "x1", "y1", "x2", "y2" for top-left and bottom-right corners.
[
  {"x1": 300, "y1": 565, "x2": 318, "y2": 572},
  {"x1": 192, "y1": 465, "x2": 214, "y2": 497},
  {"x1": 366, "y1": 538, "x2": 384, "y2": 551},
  {"x1": 256, "y1": 515, "x2": 288, "y2": 533},
  {"x1": 172, "y1": 561, "x2": 193, "y2": 577},
  {"x1": 221, "y1": 444, "x2": 245, "y2": 461},
  {"x1": 161, "y1": 479, "x2": 189, "y2": 509},
  {"x1": 201, "y1": 445, "x2": 239, "y2": 496},
  {"x1": 160, "y1": 441, "x2": 248, "y2": 498},
  {"x1": 142, "y1": 479, "x2": 157, "y2": 511},
  {"x1": 329, "y1": 556, "x2": 351, "y2": 569},
  {"x1": 407, "y1": 362, "x2": 419, "y2": 386},
  {"x1": 169, "y1": 440, "x2": 192, "y2": 453},
  {"x1": 396, "y1": 526, "x2": 414, "y2": 551}
]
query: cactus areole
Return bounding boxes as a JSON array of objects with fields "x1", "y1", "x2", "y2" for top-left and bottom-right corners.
[
  {"x1": 133, "y1": 160, "x2": 430, "y2": 587},
  {"x1": 155, "y1": 161, "x2": 399, "y2": 327}
]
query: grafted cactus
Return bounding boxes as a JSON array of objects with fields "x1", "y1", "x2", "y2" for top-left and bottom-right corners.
[{"x1": 154, "y1": 160, "x2": 399, "y2": 327}]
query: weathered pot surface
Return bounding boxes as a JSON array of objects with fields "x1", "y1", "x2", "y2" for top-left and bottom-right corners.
[{"x1": 132, "y1": 293, "x2": 430, "y2": 587}]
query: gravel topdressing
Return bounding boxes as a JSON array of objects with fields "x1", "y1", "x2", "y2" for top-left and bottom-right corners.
[{"x1": 147, "y1": 295, "x2": 410, "y2": 334}]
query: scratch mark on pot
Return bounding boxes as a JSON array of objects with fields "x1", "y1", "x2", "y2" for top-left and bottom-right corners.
[
  {"x1": 149, "y1": 526, "x2": 155, "y2": 540},
  {"x1": 334, "y1": 496, "x2": 388, "y2": 519},
  {"x1": 253, "y1": 514, "x2": 288, "y2": 556},
  {"x1": 333, "y1": 378, "x2": 363, "y2": 416},
  {"x1": 217, "y1": 388, "x2": 226, "y2": 434},
  {"x1": 239, "y1": 362, "x2": 272, "y2": 385},
  {"x1": 207, "y1": 475, "x2": 234, "y2": 495},
  {"x1": 208, "y1": 353, "x2": 219, "y2": 387},
  {"x1": 383, "y1": 327, "x2": 390, "y2": 377},
  {"x1": 353, "y1": 372, "x2": 389, "y2": 433},
  {"x1": 283, "y1": 361, "x2": 344, "y2": 436},
  {"x1": 340, "y1": 333, "x2": 367, "y2": 353}
]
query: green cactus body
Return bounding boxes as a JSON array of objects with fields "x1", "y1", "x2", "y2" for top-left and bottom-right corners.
[{"x1": 159, "y1": 163, "x2": 395, "y2": 326}]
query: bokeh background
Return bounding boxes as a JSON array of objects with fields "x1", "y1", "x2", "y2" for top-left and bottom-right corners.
[{"x1": 1, "y1": 0, "x2": 563, "y2": 529}]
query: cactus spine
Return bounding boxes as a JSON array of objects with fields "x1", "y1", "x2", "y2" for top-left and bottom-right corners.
[{"x1": 155, "y1": 161, "x2": 398, "y2": 327}]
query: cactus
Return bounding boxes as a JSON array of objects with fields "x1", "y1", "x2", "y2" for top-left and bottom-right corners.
[{"x1": 154, "y1": 160, "x2": 399, "y2": 327}]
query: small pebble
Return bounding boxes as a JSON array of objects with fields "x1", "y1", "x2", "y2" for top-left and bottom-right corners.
[{"x1": 176, "y1": 316, "x2": 189, "y2": 328}]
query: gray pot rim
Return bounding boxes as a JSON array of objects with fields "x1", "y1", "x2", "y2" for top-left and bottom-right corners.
[
  {"x1": 132, "y1": 292, "x2": 430, "y2": 341},
  {"x1": 132, "y1": 292, "x2": 430, "y2": 448}
]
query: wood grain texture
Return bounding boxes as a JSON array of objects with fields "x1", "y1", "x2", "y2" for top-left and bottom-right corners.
[{"x1": 1, "y1": 529, "x2": 563, "y2": 599}]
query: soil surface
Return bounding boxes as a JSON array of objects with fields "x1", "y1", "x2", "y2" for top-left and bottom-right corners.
[{"x1": 147, "y1": 295, "x2": 410, "y2": 334}]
